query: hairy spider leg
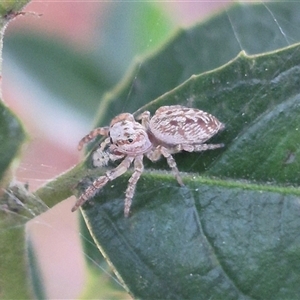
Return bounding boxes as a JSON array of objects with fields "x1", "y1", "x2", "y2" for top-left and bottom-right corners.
[
  {"x1": 175, "y1": 143, "x2": 225, "y2": 152},
  {"x1": 124, "y1": 155, "x2": 144, "y2": 217},
  {"x1": 147, "y1": 146, "x2": 184, "y2": 186},
  {"x1": 71, "y1": 156, "x2": 135, "y2": 212},
  {"x1": 78, "y1": 126, "x2": 109, "y2": 151},
  {"x1": 136, "y1": 111, "x2": 151, "y2": 129},
  {"x1": 147, "y1": 142, "x2": 224, "y2": 187}
]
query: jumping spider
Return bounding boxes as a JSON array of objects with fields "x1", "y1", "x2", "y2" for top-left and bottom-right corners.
[{"x1": 72, "y1": 105, "x2": 224, "y2": 217}]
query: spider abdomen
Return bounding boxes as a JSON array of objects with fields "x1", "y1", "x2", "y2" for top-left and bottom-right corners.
[{"x1": 149, "y1": 105, "x2": 224, "y2": 145}]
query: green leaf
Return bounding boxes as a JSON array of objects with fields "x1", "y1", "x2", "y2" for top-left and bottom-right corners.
[
  {"x1": 82, "y1": 175, "x2": 300, "y2": 299},
  {"x1": 0, "y1": 217, "x2": 31, "y2": 299},
  {"x1": 0, "y1": 101, "x2": 27, "y2": 182},
  {"x1": 78, "y1": 43, "x2": 300, "y2": 299},
  {"x1": 0, "y1": 2, "x2": 38, "y2": 299},
  {"x1": 0, "y1": 74, "x2": 28, "y2": 300},
  {"x1": 78, "y1": 215, "x2": 129, "y2": 299},
  {"x1": 0, "y1": 105, "x2": 30, "y2": 300},
  {"x1": 72, "y1": 3, "x2": 300, "y2": 299}
]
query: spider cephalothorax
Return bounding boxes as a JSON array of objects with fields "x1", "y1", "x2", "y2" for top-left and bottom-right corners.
[
  {"x1": 108, "y1": 113, "x2": 152, "y2": 155},
  {"x1": 72, "y1": 105, "x2": 224, "y2": 217}
]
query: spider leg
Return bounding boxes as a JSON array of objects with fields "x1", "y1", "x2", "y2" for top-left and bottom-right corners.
[
  {"x1": 146, "y1": 142, "x2": 223, "y2": 187},
  {"x1": 136, "y1": 111, "x2": 151, "y2": 129},
  {"x1": 146, "y1": 147, "x2": 162, "y2": 161},
  {"x1": 78, "y1": 126, "x2": 109, "y2": 151},
  {"x1": 124, "y1": 155, "x2": 144, "y2": 217},
  {"x1": 71, "y1": 156, "x2": 134, "y2": 212},
  {"x1": 175, "y1": 143, "x2": 224, "y2": 152},
  {"x1": 147, "y1": 146, "x2": 184, "y2": 186}
]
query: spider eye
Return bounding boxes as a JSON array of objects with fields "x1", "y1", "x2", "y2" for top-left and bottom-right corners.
[{"x1": 128, "y1": 138, "x2": 133, "y2": 143}]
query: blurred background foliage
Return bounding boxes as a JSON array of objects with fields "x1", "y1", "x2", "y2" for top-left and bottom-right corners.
[{"x1": 4, "y1": 2, "x2": 175, "y2": 125}]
